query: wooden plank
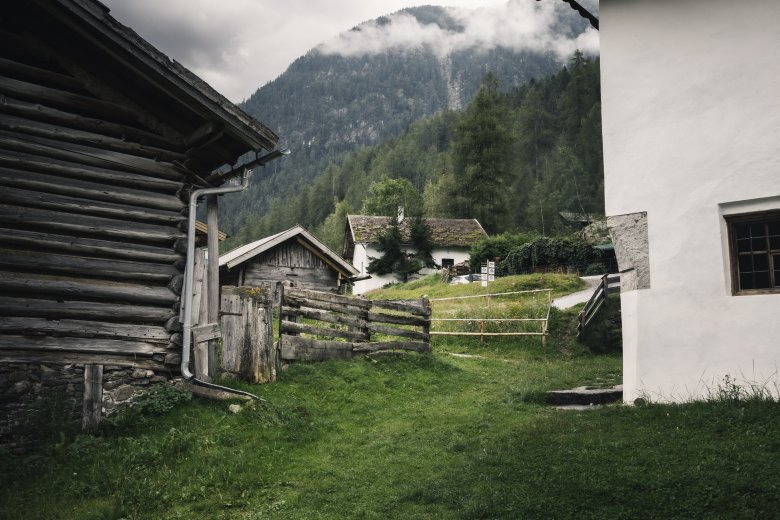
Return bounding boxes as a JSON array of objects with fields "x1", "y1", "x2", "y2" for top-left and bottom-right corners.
[
  {"x1": 0, "y1": 296, "x2": 174, "y2": 322},
  {"x1": 0, "y1": 96, "x2": 183, "y2": 152},
  {"x1": 0, "y1": 186, "x2": 184, "y2": 225},
  {"x1": 0, "y1": 335, "x2": 162, "y2": 355},
  {"x1": 0, "y1": 57, "x2": 88, "y2": 94},
  {"x1": 0, "y1": 271, "x2": 178, "y2": 306},
  {"x1": 0, "y1": 317, "x2": 169, "y2": 342},
  {"x1": 82, "y1": 364, "x2": 103, "y2": 432},
  {"x1": 206, "y1": 196, "x2": 219, "y2": 378},
  {"x1": 370, "y1": 299, "x2": 431, "y2": 317},
  {"x1": 219, "y1": 287, "x2": 243, "y2": 375},
  {"x1": 367, "y1": 311, "x2": 428, "y2": 327},
  {"x1": 192, "y1": 322, "x2": 221, "y2": 344},
  {"x1": 0, "y1": 114, "x2": 187, "y2": 163},
  {"x1": 283, "y1": 293, "x2": 369, "y2": 317},
  {"x1": 282, "y1": 305, "x2": 366, "y2": 329},
  {"x1": 0, "y1": 130, "x2": 184, "y2": 181},
  {"x1": 0, "y1": 205, "x2": 184, "y2": 243},
  {"x1": 286, "y1": 287, "x2": 372, "y2": 309},
  {"x1": 0, "y1": 248, "x2": 178, "y2": 283},
  {"x1": 366, "y1": 322, "x2": 429, "y2": 342},
  {"x1": 0, "y1": 148, "x2": 181, "y2": 192},
  {"x1": 352, "y1": 341, "x2": 431, "y2": 353},
  {"x1": 280, "y1": 320, "x2": 367, "y2": 342},
  {"x1": 0, "y1": 166, "x2": 184, "y2": 211},
  {"x1": 279, "y1": 335, "x2": 353, "y2": 361},
  {"x1": 0, "y1": 227, "x2": 181, "y2": 264},
  {"x1": 0, "y1": 349, "x2": 163, "y2": 369}
]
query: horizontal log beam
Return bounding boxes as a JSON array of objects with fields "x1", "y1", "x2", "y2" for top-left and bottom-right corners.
[
  {"x1": 366, "y1": 322, "x2": 429, "y2": 342},
  {"x1": 0, "y1": 335, "x2": 163, "y2": 355},
  {"x1": 0, "y1": 57, "x2": 88, "y2": 94},
  {"x1": 0, "y1": 148, "x2": 182, "y2": 192},
  {"x1": 0, "y1": 114, "x2": 187, "y2": 163},
  {"x1": 0, "y1": 186, "x2": 184, "y2": 224},
  {"x1": 279, "y1": 320, "x2": 367, "y2": 342},
  {"x1": 367, "y1": 311, "x2": 428, "y2": 327},
  {"x1": 0, "y1": 227, "x2": 181, "y2": 264},
  {"x1": 0, "y1": 296, "x2": 174, "y2": 323},
  {"x1": 0, "y1": 166, "x2": 184, "y2": 211},
  {"x1": 0, "y1": 248, "x2": 178, "y2": 283},
  {"x1": 0, "y1": 271, "x2": 178, "y2": 306},
  {"x1": 281, "y1": 305, "x2": 366, "y2": 329},
  {"x1": 282, "y1": 294, "x2": 369, "y2": 318},
  {"x1": 278, "y1": 335, "x2": 353, "y2": 361},
  {"x1": 0, "y1": 130, "x2": 185, "y2": 181},
  {"x1": 0, "y1": 96, "x2": 182, "y2": 151},
  {"x1": 0, "y1": 317, "x2": 170, "y2": 342},
  {"x1": 370, "y1": 299, "x2": 431, "y2": 317},
  {"x1": 0, "y1": 204, "x2": 184, "y2": 244},
  {"x1": 285, "y1": 287, "x2": 372, "y2": 309},
  {"x1": 352, "y1": 341, "x2": 430, "y2": 353},
  {"x1": 0, "y1": 349, "x2": 165, "y2": 370},
  {"x1": 0, "y1": 75, "x2": 140, "y2": 124}
]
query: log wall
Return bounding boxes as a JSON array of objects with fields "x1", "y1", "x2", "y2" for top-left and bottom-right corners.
[{"x1": 0, "y1": 22, "x2": 189, "y2": 370}]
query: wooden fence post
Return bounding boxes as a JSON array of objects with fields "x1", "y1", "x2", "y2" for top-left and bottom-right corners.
[{"x1": 82, "y1": 364, "x2": 103, "y2": 432}]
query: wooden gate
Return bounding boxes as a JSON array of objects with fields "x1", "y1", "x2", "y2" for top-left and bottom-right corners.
[{"x1": 279, "y1": 287, "x2": 431, "y2": 361}]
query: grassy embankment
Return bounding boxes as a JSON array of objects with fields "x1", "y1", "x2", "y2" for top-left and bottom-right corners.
[{"x1": 1, "y1": 274, "x2": 778, "y2": 519}]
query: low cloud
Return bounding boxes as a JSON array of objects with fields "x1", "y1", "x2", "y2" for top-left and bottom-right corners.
[{"x1": 317, "y1": 0, "x2": 598, "y2": 61}]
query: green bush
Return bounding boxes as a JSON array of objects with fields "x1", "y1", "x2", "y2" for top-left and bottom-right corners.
[
  {"x1": 469, "y1": 232, "x2": 539, "y2": 269},
  {"x1": 500, "y1": 236, "x2": 602, "y2": 275}
]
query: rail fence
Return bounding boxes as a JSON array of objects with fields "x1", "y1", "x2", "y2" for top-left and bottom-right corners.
[{"x1": 577, "y1": 274, "x2": 621, "y2": 338}]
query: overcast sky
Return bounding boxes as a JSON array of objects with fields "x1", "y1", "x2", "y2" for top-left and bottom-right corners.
[{"x1": 103, "y1": 0, "x2": 598, "y2": 103}]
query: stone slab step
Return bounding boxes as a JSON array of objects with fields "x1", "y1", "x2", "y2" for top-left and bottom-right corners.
[{"x1": 545, "y1": 385, "x2": 623, "y2": 406}]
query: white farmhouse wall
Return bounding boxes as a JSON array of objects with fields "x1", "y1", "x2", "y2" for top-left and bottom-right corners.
[
  {"x1": 601, "y1": 0, "x2": 780, "y2": 402},
  {"x1": 351, "y1": 244, "x2": 471, "y2": 295}
]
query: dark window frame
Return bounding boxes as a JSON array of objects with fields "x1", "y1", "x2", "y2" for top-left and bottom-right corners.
[
  {"x1": 725, "y1": 210, "x2": 780, "y2": 295},
  {"x1": 441, "y1": 258, "x2": 455, "y2": 268}
]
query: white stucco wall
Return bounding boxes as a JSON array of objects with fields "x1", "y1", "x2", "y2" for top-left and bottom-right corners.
[
  {"x1": 351, "y1": 244, "x2": 471, "y2": 295},
  {"x1": 601, "y1": 0, "x2": 780, "y2": 402}
]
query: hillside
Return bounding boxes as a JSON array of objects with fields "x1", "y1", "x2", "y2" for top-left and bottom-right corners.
[{"x1": 221, "y1": 2, "x2": 597, "y2": 234}]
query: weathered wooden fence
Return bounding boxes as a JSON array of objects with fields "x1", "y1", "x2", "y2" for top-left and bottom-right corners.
[
  {"x1": 429, "y1": 289, "x2": 553, "y2": 345},
  {"x1": 279, "y1": 287, "x2": 431, "y2": 361},
  {"x1": 220, "y1": 285, "x2": 276, "y2": 384},
  {"x1": 577, "y1": 273, "x2": 621, "y2": 338}
]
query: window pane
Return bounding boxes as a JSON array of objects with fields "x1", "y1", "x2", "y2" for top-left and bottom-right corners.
[
  {"x1": 770, "y1": 236, "x2": 780, "y2": 251},
  {"x1": 740, "y1": 272, "x2": 754, "y2": 290},
  {"x1": 750, "y1": 223, "x2": 765, "y2": 237},
  {"x1": 768, "y1": 221, "x2": 780, "y2": 235},
  {"x1": 753, "y1": 271, "x2": 771, "y2": 289},
  {"x1": 737, "y1": 238, "x2": 751, "y2": 253},
  {"x1": 738, "y1": 255, "x2": 753, "y2": 272},
  {"x1": 752, "y1": 237, "x2": 767, "y2": 251},
  {"x1": 753, "y1": 254, "x2": 769, "y2": 271},
  {"x1": 735, "y1": 223, "x2": 751, "y2": 239}
]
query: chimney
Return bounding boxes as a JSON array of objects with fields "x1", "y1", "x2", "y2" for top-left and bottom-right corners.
[{"x1": 397, "y1": 205, "x2": 405, "y2": 223}]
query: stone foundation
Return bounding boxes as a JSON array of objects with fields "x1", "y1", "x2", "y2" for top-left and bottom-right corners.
[{"x1": 1, "y1": 362, "x2": 171, "y2": 450}]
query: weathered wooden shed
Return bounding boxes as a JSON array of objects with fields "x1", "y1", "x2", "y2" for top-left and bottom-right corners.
[
  {"x1": 220, "y1": 225, "x2": 359, "y2": 293},
  {"x1": 0, "y1": 0, "x2": 279, "y2": 440}
]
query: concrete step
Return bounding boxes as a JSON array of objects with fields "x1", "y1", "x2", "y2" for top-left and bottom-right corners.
[{"x1": 545, "y1": 385, "x2": 623, "y2": 406}]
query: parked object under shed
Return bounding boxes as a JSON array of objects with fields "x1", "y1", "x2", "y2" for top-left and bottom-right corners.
[{"x1": 0, "y1": 0, "x2": 279, "y2": 445}]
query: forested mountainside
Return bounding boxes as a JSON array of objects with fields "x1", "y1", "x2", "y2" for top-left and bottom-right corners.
[
  {"x1": 226, "y1": 51, "x2": 602, "y2": 253},
  {"x1": 221, "y1": 3, "x2": 595, "y2": 234}
]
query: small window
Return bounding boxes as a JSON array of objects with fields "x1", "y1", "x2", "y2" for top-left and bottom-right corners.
[
  {"x1": 726, "y1": 210, "x2": 780, "y2": 294},
  {"x1": 441, "y1": 258, "x2": 454, "y2": 268}
]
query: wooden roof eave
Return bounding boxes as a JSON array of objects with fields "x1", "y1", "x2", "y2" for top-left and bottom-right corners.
[{"x1": 41, "y1": 0, "x2": 279, "y2": 155}]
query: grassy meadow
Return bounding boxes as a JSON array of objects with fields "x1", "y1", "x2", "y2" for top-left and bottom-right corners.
[{"x1": 1, "y1": 274, "x2": 778, "y2": 519}]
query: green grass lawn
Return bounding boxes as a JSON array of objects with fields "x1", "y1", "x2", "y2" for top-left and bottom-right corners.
[{"x1": 1, "y1": 275, "x2": 778, "y2": 519}]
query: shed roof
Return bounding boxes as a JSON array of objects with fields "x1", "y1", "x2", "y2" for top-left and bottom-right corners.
[
  {"x1": 346, "y1": 215, "x2": 488, "y2": 247},
  {"x1": 23, "y1": 0, "x2": 279, "y2": 177},
  {"x1": 220, "y1": 225, "x2": 359, "y2": 277}
]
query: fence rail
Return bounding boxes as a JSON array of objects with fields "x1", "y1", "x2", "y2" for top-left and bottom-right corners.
[
  {"x1": 577, "y1": 274, "x2": 620, "y2": 338},
  {"x1": 429, "y1": 289, "x2": 553, "y2": 344},
  {"x1": 279, "y1": 287, "x2": 431, "y2": 361}
]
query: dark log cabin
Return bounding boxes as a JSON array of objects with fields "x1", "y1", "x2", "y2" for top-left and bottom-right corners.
[
  {"x1": 0, "y1": 0, "x2": 279, "y2": 440},
  {"x1": 220, "y1": 225, "x2": 359, "y2": 294}
]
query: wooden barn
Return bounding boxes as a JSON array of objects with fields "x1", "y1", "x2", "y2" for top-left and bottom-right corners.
[
  {"x1": 220, "y1": 225, "x2": 359, "y2": 293},
  {"x1": 0, "y1": 0, "x2": 279, "y2": 441}
]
